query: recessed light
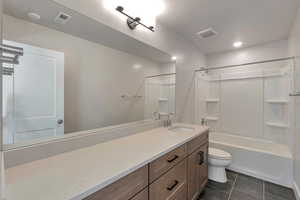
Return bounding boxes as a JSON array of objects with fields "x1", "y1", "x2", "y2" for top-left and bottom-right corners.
[
  {"x1": 133, "y1": 64, "x2": 142, "y2": 69},
  {"x1": 233, "y1": 41, "x2": 243, "y2": 48},
  {"x1": 171, "y1": 56, "x2": 177, "y2": 61},
  {"x1": 28, "y1": 12, "x2": 41, "y2": 21}
]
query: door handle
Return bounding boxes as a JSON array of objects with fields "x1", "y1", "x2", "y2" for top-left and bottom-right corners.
[
  {"x1": 167, "y1": 180, "x2": 179, "y2": 191},
  {"x1": 167, "y1": 155, "x2": 179, "y2": 163},
  {"x1": 57, "y1": 119, "x2": 64, "y2": 125},
  {"x1": 198, "y1": 151, "x2": 204, "y2": 165}
]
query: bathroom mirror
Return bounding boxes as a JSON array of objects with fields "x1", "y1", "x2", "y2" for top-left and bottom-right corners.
[{"x1": 1, "y1": 0, "x2": 176, "y2": 149}]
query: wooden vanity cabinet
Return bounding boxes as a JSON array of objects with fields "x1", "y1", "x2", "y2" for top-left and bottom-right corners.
[
  {"x1": 187, "y1": 143, "x2": 208, "y2": 200},
  {"x1": 84, "y1": 166, "x2": 148, "y2": 200},
  {"x1": 84, "y1": 131, "x2": 208, "y2": 200},
  {"x1": 187, "y1": 131, "x2": 208, "y2": 154},
  {"x1": 149, "y1": 145, "x2": 187, "y2": 183},
  {"x1": 131, "y1": 188, "x2": 148, "y2": 200},
  {"x1": 149, "y1": 159, "x2": 187, "y2": 200}
]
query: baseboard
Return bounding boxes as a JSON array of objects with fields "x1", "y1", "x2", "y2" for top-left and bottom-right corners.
[{"x1": 293, "y1": 181, "x2": 300, "y2": 200}]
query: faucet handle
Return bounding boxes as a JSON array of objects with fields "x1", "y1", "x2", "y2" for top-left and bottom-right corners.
[
  {"x1": 153, "y1": 112, "x2": 158, "y2": 120},
  {"x1": 201, "y1": 118, "x2": 207, "y2": 126}
]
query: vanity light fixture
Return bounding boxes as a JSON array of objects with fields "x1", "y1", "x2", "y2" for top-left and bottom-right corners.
[{"x1": 116, "y1": 6, "x2": 155, "y2": 32}]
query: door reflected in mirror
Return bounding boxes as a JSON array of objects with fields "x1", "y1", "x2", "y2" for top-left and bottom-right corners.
[{"x1": 2, "y1": 0, "x2": 176, "y2": 149}]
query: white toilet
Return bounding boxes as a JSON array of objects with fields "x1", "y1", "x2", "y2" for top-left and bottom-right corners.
[{"x1": 208, "y1": 148, "x2": 232, "y2": 183}]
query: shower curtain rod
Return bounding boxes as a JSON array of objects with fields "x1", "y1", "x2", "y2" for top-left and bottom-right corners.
[
  {"x1": 195, "y1": 56, "x2": 295, "y2": 72},
  {"x1": 145, "y1": 73, "x2": 176, "y2": 78}
]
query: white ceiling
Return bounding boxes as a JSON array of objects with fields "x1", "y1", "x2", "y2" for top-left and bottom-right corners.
[{"x1": 158, "y1": 0, "x2": 300, "y2": 54}]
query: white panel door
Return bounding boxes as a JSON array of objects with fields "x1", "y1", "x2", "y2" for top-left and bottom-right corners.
[{"x1": 4, "y1": 40, "x2": 64, "y2": 143}]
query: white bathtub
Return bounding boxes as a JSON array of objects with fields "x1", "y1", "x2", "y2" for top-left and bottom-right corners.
[{"x1": 209, "y1": 132, "x2": 293, "y2": 187}]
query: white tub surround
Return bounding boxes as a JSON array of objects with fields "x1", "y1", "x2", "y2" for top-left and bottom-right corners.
[
  {"x1": 4, "y1": 124, "x2": 208, "y2": 200},
  {"x1": 209, "y1": 132, "x2": 293, "y2": 187}
]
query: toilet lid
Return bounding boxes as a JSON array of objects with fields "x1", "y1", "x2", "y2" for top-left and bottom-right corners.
[{"x1": 209, "y1": 148, "x2": 232, "y2": 160}]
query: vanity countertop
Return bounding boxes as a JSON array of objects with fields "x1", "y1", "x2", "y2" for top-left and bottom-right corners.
[{"x1": 5, "y1": 124, "x2": 208, "y2": 200}]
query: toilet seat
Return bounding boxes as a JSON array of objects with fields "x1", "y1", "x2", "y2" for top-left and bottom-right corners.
[{"x1": 209, "y1": 148, "x2": 232, "y2": 160}]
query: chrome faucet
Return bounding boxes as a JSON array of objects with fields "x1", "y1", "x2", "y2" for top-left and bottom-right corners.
[
  {"x1": 154, "y1": 112, "x2": 174, "y2": 127},
  {"x1": 163, "y1": 113, "x2": 174, "y2": 127},
  {"x1": 201, "y1": 118, "x2": 207, "y2": 126}
]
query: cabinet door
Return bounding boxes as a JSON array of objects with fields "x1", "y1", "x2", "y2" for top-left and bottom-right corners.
[
  {"x1": 84, "y1": 165, "x2": 148, "y2": 200},
  {"x1": 199, "y1": 143, "x2": 208, "y2": 190},
  {"x1": 187, "y1": 131, "x2": 208, "y2": 154},
  {"x1": 187, "y1": 143, "x2": 208, "y2": 200},
  {"x1": 149, "y1": 144, "x2": 187, "y2": 183},
  {"x1": 149, "y1": 160, "x2": 187, "y2": 200},
  {"x1": 131, "y1": 188, "x2": 148, "y2": 200}
]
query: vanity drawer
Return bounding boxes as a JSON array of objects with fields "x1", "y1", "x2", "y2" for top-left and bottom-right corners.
[
  {"x1": 187, "y1": 131, "x2": 208, "y2": 154},
  {"x1": 149, "y1": 159, "x2": 187, "y2": 200},
  {"x1": 131, "y1": 188, "x2": 148, "y2": 200},
  {"x1": 84, "y1": 165, "x2": 148, "y2": 200},
  {"x1": 149, "y1": 144, "x2": 187, "y2": 182}
]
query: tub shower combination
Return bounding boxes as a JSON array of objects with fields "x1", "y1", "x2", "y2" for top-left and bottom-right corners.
[
  {"x1": 210, "y1": 132, "x2": 293, "y2": 186},
  {"x1": 195, "y1": 57, "x2": 295, "y2": 187}
]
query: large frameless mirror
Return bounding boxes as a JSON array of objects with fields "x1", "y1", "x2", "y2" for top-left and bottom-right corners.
[{"x1": 1, "y1": 0, "x2": 176, "y2": 149}]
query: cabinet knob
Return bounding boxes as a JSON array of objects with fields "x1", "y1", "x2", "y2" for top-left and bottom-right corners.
[{"x1": 57, "y1": 119, "x2": 64, "y2": 125}]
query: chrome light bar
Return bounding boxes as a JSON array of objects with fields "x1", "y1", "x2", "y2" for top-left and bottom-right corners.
[{"x1": 116, "y1": 6, "x2": 155, "y2": 32}]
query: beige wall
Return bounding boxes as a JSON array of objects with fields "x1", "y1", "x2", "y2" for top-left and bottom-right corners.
[
  {"x1": 207, "y1": 40, "x2": 289, "y2": 67},
  {"x1": 289, "y1": 7, "x2": 300, "y2": 198},
  {"x1": 3, "y1": 15, "x2": 164, "y2": 133},
  {"x1": 53, "y1": 0, "x2": 206, "y2": 124}
]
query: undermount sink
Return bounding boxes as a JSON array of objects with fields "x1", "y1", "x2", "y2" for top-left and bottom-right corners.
[{"x1": 168, "y1": 126, "x2": 195, "y2": 133}]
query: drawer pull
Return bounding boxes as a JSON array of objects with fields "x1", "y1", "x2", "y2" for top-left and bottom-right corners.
[
  {"x1": 198, "y1": 151, "x2": 204, "y2": 165},
  {"x1": 167, "y1": 155, "x2": 179, "y2": 163},
  {"x1": 167, "y1": 180, "x2": 179, "y2": 191}
]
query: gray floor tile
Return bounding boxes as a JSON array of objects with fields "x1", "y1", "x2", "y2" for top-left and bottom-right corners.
[
  {"x1": 264, "y1": 182, "x2": 296, "y2": 200},
  {"x1": 226, "y1": 170, "x2": 238, "y2": 181},
  {"x1": 230, "y1": 190, "x2": 262, "y2": 200},
  {"x1": 265, "y1": 193, "x2": 296, "y2": 200},
  {"x1": 233, "y1": 174, "x2": 263, "y2": 199},
  {"x1": 203, "y1": 172, "x2": 296, "y2": 200},
  {"x1": 206, "y1": 179, "x2": 234, "y2": 193},
  {"x1": 199, "y1": 188, "x2": 229, "y2": 200}
]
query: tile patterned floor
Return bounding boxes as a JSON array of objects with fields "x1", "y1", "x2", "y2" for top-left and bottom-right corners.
[{"x1": 198, "y1": 170, "x2": 296, "y2": 200}]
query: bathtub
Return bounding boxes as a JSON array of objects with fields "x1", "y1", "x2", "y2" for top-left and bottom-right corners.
[{"x1": 209, "y1": 132, "x2": 293, "y2": 187}]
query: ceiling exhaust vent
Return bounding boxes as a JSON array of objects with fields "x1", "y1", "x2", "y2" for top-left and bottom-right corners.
[
  {"x1": 197, "y1": 28, "x2": 217, "y2": 39},
  {"x1": 54, "y1": 12, "x2": 72, "y2": 24}
]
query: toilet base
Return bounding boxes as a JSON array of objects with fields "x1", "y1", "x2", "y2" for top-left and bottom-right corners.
[{"x1": 208, "y1": 166, "x2": 227, "y2": 183}]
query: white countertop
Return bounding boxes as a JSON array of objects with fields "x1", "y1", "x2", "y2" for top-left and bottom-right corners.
[{"x1": 5, "y1": 124, "x2": 208, "y2": 200}]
